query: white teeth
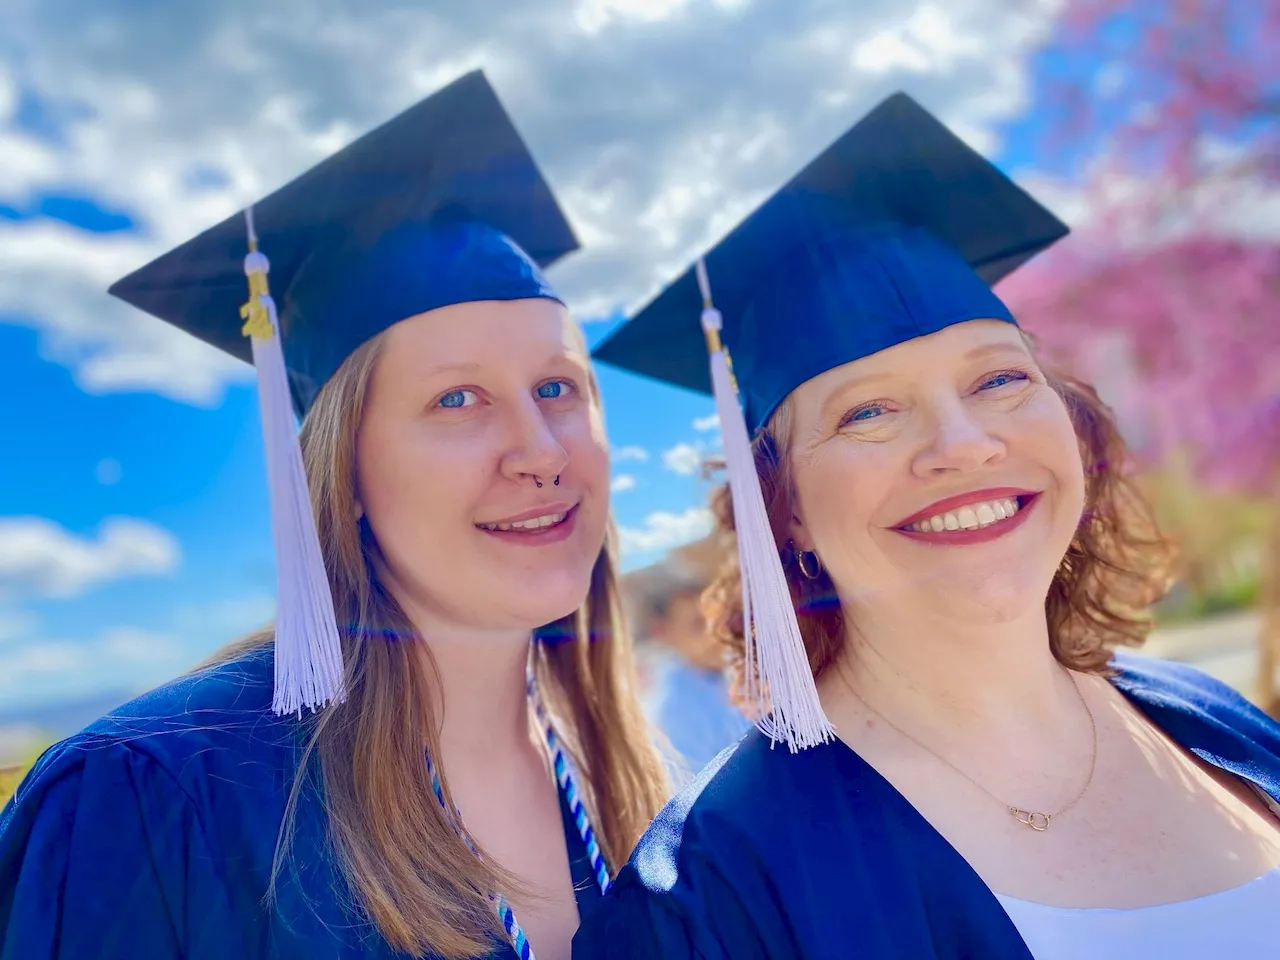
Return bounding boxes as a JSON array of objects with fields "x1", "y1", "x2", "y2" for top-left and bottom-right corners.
[
  {"x1": 478, "y1": 511, "x2": 568, "y2": 532},
  {"x1": 907, "y1": 497, "x2": 1022, "y2": 534}
]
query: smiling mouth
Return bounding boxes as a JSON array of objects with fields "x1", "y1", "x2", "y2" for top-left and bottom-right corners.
[
  {"x1": 899, "y1": 494, "x2": 1036, "y2": 534},
  {"x1": 476, "y1": 510, "x2": 570, "y2": 533}
]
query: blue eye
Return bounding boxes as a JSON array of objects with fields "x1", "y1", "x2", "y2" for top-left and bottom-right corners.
[
  {"x1": 848, "y1": 405, "x2": 886, "y2": 422},
  {"x1": 438, "y1": 389, "x2": 478, "y2": 409},
  {"x1": 979, "y1": 371, "x2": 1029, "y2": 390},
  {"x1": 536, "y1": 379, "x2": 573, "y2": 400}
]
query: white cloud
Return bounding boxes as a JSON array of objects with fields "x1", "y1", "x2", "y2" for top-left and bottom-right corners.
[
  {"x1": 0, "y1": 627, "x2": 189, "y2": 708},
  {"x1": 0, "y1": 641, "x2": 81, "y2": 683},
  {"x1": 692, "y1": 413, "x2": 719, "y2": 431},
  {"x1": 610, "y1": 473, "x2": 638, "y2": 493},
  {"x1": 1, "y1": 0, "x2": 1063, "y2": 400},
  {"x1": 99, "y1": 627, "x2": 182, "y2": 663},
  {"x1": 618, "y1": 506, "x2": 714, "y2": 554},
  {"x1": 0, "y1": 66, "x2": 16, "y2": 123},
  {"x1": 0, "y1": 608, "x2": 38, "y2": 645},
  {"x1": 0, "y1": 516, "x2": 181, "y2": 600},
  {"x1": 0, "y1": 201, "x2": 254, "y2": 405},
  {"x1": 0, "y1": 590, "x2": 278, "y2": 710},
  {"x1": 613, "y1": 445, "x2": 650, "y2": 463},
  {"x1": 174, "y1": 593, "x2": 277, "y2": 637},
  {"x1": 1009, "y1": 154, "x2": 1280, "y2": 248},
  {"x1": 576, "y1": 0, "x2": 690, "y2": 35},
  {"x1": 662, "y1": 441, "x2": 704, "y2": 476},
  {"x1": 853, "y1": 5, "x2": 986, "y2": 77}
]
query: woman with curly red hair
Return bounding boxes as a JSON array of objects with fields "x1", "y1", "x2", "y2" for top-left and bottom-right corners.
[{"x1": 573, "y1": 94, "x2": 1280, "y2": 959}]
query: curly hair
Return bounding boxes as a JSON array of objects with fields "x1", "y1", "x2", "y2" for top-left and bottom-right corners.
[{"x1": 701, "y1": 356, "x2": 1177, "y2": 705}]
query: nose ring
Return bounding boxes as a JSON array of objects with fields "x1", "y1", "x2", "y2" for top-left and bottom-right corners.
[{"x1": 534, "y1": 475, "x2": 560, "y2": 489}]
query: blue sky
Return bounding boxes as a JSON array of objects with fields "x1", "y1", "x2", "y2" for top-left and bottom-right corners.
[{"x1": 0, "y1": 0, "x2": 1125, "y2": 712}]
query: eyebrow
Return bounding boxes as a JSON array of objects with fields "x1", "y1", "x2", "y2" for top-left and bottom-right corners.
[
  {"x1": 961, "y1": 341, "x2": 1032, "y2": 362},
  {"x1": 421, "y1": 361, "x2": 482, "y2": 378},
  {"x1": 418, "y1": 349, "x2": 589, "y2": 381},
  {"x1": 817, "y1": 372, "x2": 896, "y2": 419}
]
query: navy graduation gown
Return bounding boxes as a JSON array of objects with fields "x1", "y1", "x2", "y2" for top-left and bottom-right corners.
[
  {"x1": 0, "y1": 649, "x2": 603, "y2": 959},
  {"x1": 573, "y1": 653, "x2": 1280, "y2": 959}
]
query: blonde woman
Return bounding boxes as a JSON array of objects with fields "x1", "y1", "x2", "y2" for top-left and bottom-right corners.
[
  {"x1": 0, "y1": 73, "x2": 667, "y2": 960},
  {"x1": 576, "y1": 94, "x2": 1280, "y2": 959}
]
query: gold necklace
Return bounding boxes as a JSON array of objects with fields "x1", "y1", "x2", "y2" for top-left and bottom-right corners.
[{"x1": 844, "y1": 670, "x2": 1098, "y2": 832}]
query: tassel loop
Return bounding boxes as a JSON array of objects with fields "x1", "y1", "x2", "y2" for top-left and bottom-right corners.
[{"x1": 240, "y1": 253, "x2": 275, "y2": 340}]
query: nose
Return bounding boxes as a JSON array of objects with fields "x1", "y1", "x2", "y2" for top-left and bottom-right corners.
[
  {"x1": 911, "y1": 398, "x2": 1006, "y2": 478},
  {"x1": 498, "y1": 396, "x2": 570, "y2": 486}
]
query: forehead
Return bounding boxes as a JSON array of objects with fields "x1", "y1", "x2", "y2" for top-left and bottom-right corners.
[
  {"x1": 379, "y1": 298, "x2": 580, "y2": 369},
  {"x1": 797, "y1": 318, "x2": 1028, "y2": 396}
]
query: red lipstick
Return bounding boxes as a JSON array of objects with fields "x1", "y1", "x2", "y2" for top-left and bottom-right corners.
[{"x1": 893, "y1": 490, "x2": 1040, "y2": 546}]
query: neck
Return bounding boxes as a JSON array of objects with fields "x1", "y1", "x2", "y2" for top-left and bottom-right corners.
[
  {"x1": 426, "y1": 624, "x2": 535, "y2": 759},
  {"x1": 823, "y1": 600, "x2": 1076, "y2": 737},
  {"x1": 388, "y1": 576, "x2": 539, "y2": 759},
  {"x1": 380, "y1": 564, "x2": 540, "y2": 761}
]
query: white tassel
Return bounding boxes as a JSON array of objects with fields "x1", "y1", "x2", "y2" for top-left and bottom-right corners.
[
  {"x1": 241, "y1": 208, "x2": 346, "y2": 716},
  {"x1": 696, "y1": 259, "x2": 833, "y2": 752}
]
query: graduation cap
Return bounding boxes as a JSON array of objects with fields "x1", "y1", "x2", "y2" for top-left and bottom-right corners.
[
  {"x1": 111, "y1": 69, "x2": 577, "y2": 417},
  {"x1": 593, "y1": 92, "x2": 1068, "y2": 751},
  {"x1": 109, "y1": 70, "x2": 578, "y2": 716}
]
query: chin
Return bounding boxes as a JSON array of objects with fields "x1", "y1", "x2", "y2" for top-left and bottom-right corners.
[
  {"x1": 503, "y1": 564, "x2": 598, "y2": 629},
  {"x1": 933, "y1": 565, "x2": 1056, "y2": 623}
]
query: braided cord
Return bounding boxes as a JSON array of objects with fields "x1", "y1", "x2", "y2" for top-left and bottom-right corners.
[{"x1": 425, "y1": 668, "x2": 610, "y2": 958}]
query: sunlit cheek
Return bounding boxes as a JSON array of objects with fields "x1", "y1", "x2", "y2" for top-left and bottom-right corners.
[
  {"x1": 812, "y1": 449, "x2": 904, "y2": 571},
  {"x1": 1018, "y1": 384, "x2": 1072, "y2": 425},
  {"x1": 796, "y1": 457, "x2": 859, "y2": 543},
  {"x1": 564, "y1": 405, "x2": 603, "y2": 443},
  {"x1": 379, "y1": 430, "x2": 489, "y2": 521},
  {"x1": 575, "y1": 440, "x2": 610, "y2": 494},
  {"x1": 1006, "y1": 393, "x2": 1082, "y2": 469},
  {"x1": 561, "y1": 407, "x2": 609, "y2": 464},
  {"x1": 581, "y1": 401, "x2": 609, "y2": 446}
]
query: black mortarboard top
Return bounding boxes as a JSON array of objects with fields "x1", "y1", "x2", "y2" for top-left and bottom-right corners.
[
  {"x1": 593, "y1": 91, "x2": 1069, "y2": 434},
  {"x1": 110, "y1": 68, "x2": 577, "y2": 416}
]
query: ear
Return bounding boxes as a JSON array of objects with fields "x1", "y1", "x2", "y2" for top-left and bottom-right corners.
[
  {"x1": 789, "y1": 504, "x2": 813, "y2": 555},
  {"x1": 352, "y1": 473, "x2": 366, "y2": 522}
]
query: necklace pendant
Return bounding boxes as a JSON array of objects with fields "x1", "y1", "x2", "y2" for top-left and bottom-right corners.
[{"x1": 1010, "y1": 807, "x2": 1052, "y2": 832}]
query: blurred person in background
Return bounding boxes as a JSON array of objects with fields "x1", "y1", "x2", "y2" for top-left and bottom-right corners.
[
  {"x1": 575, "y1": 93, "x2": 1280, "y2": 959},
  {"x1": 634, "y1": 546, "x2": 751, "y2": 775},
  {"x1": 0, "y1": 72, "x2": 668, "y2": 960}
]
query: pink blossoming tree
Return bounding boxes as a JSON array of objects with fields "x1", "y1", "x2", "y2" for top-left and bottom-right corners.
[{"x1": 1002, "y1": 0, "x2": 1280, "y2": 709}]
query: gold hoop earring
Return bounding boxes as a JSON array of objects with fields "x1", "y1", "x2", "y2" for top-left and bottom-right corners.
[{"x1": 796, "y1": 549, "x2": 822, "y2": 580}]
